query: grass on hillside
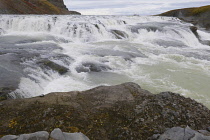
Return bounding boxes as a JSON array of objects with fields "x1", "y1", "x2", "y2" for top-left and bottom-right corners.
[
  {"x1": 191, "y1": 5, "x2": 210, "y2": 16},
  {"x1": 159, "y1": 5, "x2": 210, "y2": 17}
]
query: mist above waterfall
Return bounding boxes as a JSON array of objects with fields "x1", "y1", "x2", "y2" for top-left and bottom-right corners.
[{"x1": 0, "y1": 15, "x2": 210, "y2": 108}]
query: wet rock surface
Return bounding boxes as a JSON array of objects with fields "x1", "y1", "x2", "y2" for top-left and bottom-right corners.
[{"x1": 0, "y1": 83, "x2": 210, "y2": 140}]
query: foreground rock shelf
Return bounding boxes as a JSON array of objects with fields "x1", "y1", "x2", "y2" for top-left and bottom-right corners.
[{"x1": 0, "y1": 82, "x2": 210, "y2": 139}]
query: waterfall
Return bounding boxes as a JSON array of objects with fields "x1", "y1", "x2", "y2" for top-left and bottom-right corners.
[{"x1": 0, "y1": 15, "x2": 210, "y2": 108}]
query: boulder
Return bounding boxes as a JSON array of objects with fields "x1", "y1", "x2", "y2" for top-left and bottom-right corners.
[{"x1": 50, "y1": 128, "x2": 65, "y2": 140}]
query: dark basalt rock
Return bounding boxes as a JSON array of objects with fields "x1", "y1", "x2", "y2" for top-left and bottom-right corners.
[{"x1": 0, "y1": 83, "x2": 210, "y2": 139}]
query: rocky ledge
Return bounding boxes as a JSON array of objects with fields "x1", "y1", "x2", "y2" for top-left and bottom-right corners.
[
  {"x1": 0, "y1": 0, "x2": 80, "y2": 15},
  {"x1": 159, "y1": 5, "x2": 210, "y2": 30},
  {"x1": 0, "y1": 82, "x2": 210, "y2": 139}
]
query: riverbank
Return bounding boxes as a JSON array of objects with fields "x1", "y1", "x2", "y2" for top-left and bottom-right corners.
[
  {"x1": 1, "y1": 83, "x2": 210, "y2": 139},
  {"x1": 159, "y1": 5, "x2": 210, "y2": 30}
]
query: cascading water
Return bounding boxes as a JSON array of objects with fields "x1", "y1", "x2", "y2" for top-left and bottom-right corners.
[{"x1": 0, "y1": 15, "x2": 210, "y2": 108}]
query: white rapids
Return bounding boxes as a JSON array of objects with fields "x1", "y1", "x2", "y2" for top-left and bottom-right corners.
[{"x1": 0, "y1": 15, "x2": 210, "y2": 108}]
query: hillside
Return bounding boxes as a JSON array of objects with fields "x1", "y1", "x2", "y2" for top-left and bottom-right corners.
[
  {"x1": 159, "y1": 5, "x2": 210, "y2": 30},
  {"x1": 0, "y1": 0, "x2": 80, "y2": 15}
]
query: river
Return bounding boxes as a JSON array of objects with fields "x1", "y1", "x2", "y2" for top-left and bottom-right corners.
[{"x1": 0, "y1": 15, "x2": 210, "y2": 108}]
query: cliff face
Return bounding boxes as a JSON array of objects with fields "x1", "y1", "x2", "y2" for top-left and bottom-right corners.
[
  {"x1": 0, "y1": 0, "x2": 80, "y2": 15},
  {"x1": 159, "y1": 5, "x2": 210, "y2": 30}
]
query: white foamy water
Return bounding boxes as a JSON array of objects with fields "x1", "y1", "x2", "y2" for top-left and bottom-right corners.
[{"x1": 0, "y1": 15, "x2": 210, "y2": 108}]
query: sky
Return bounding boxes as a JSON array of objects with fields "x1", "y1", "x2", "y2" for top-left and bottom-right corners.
[{"x1": 64, "y1": 0, "x2": 210, "y2": 15}]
